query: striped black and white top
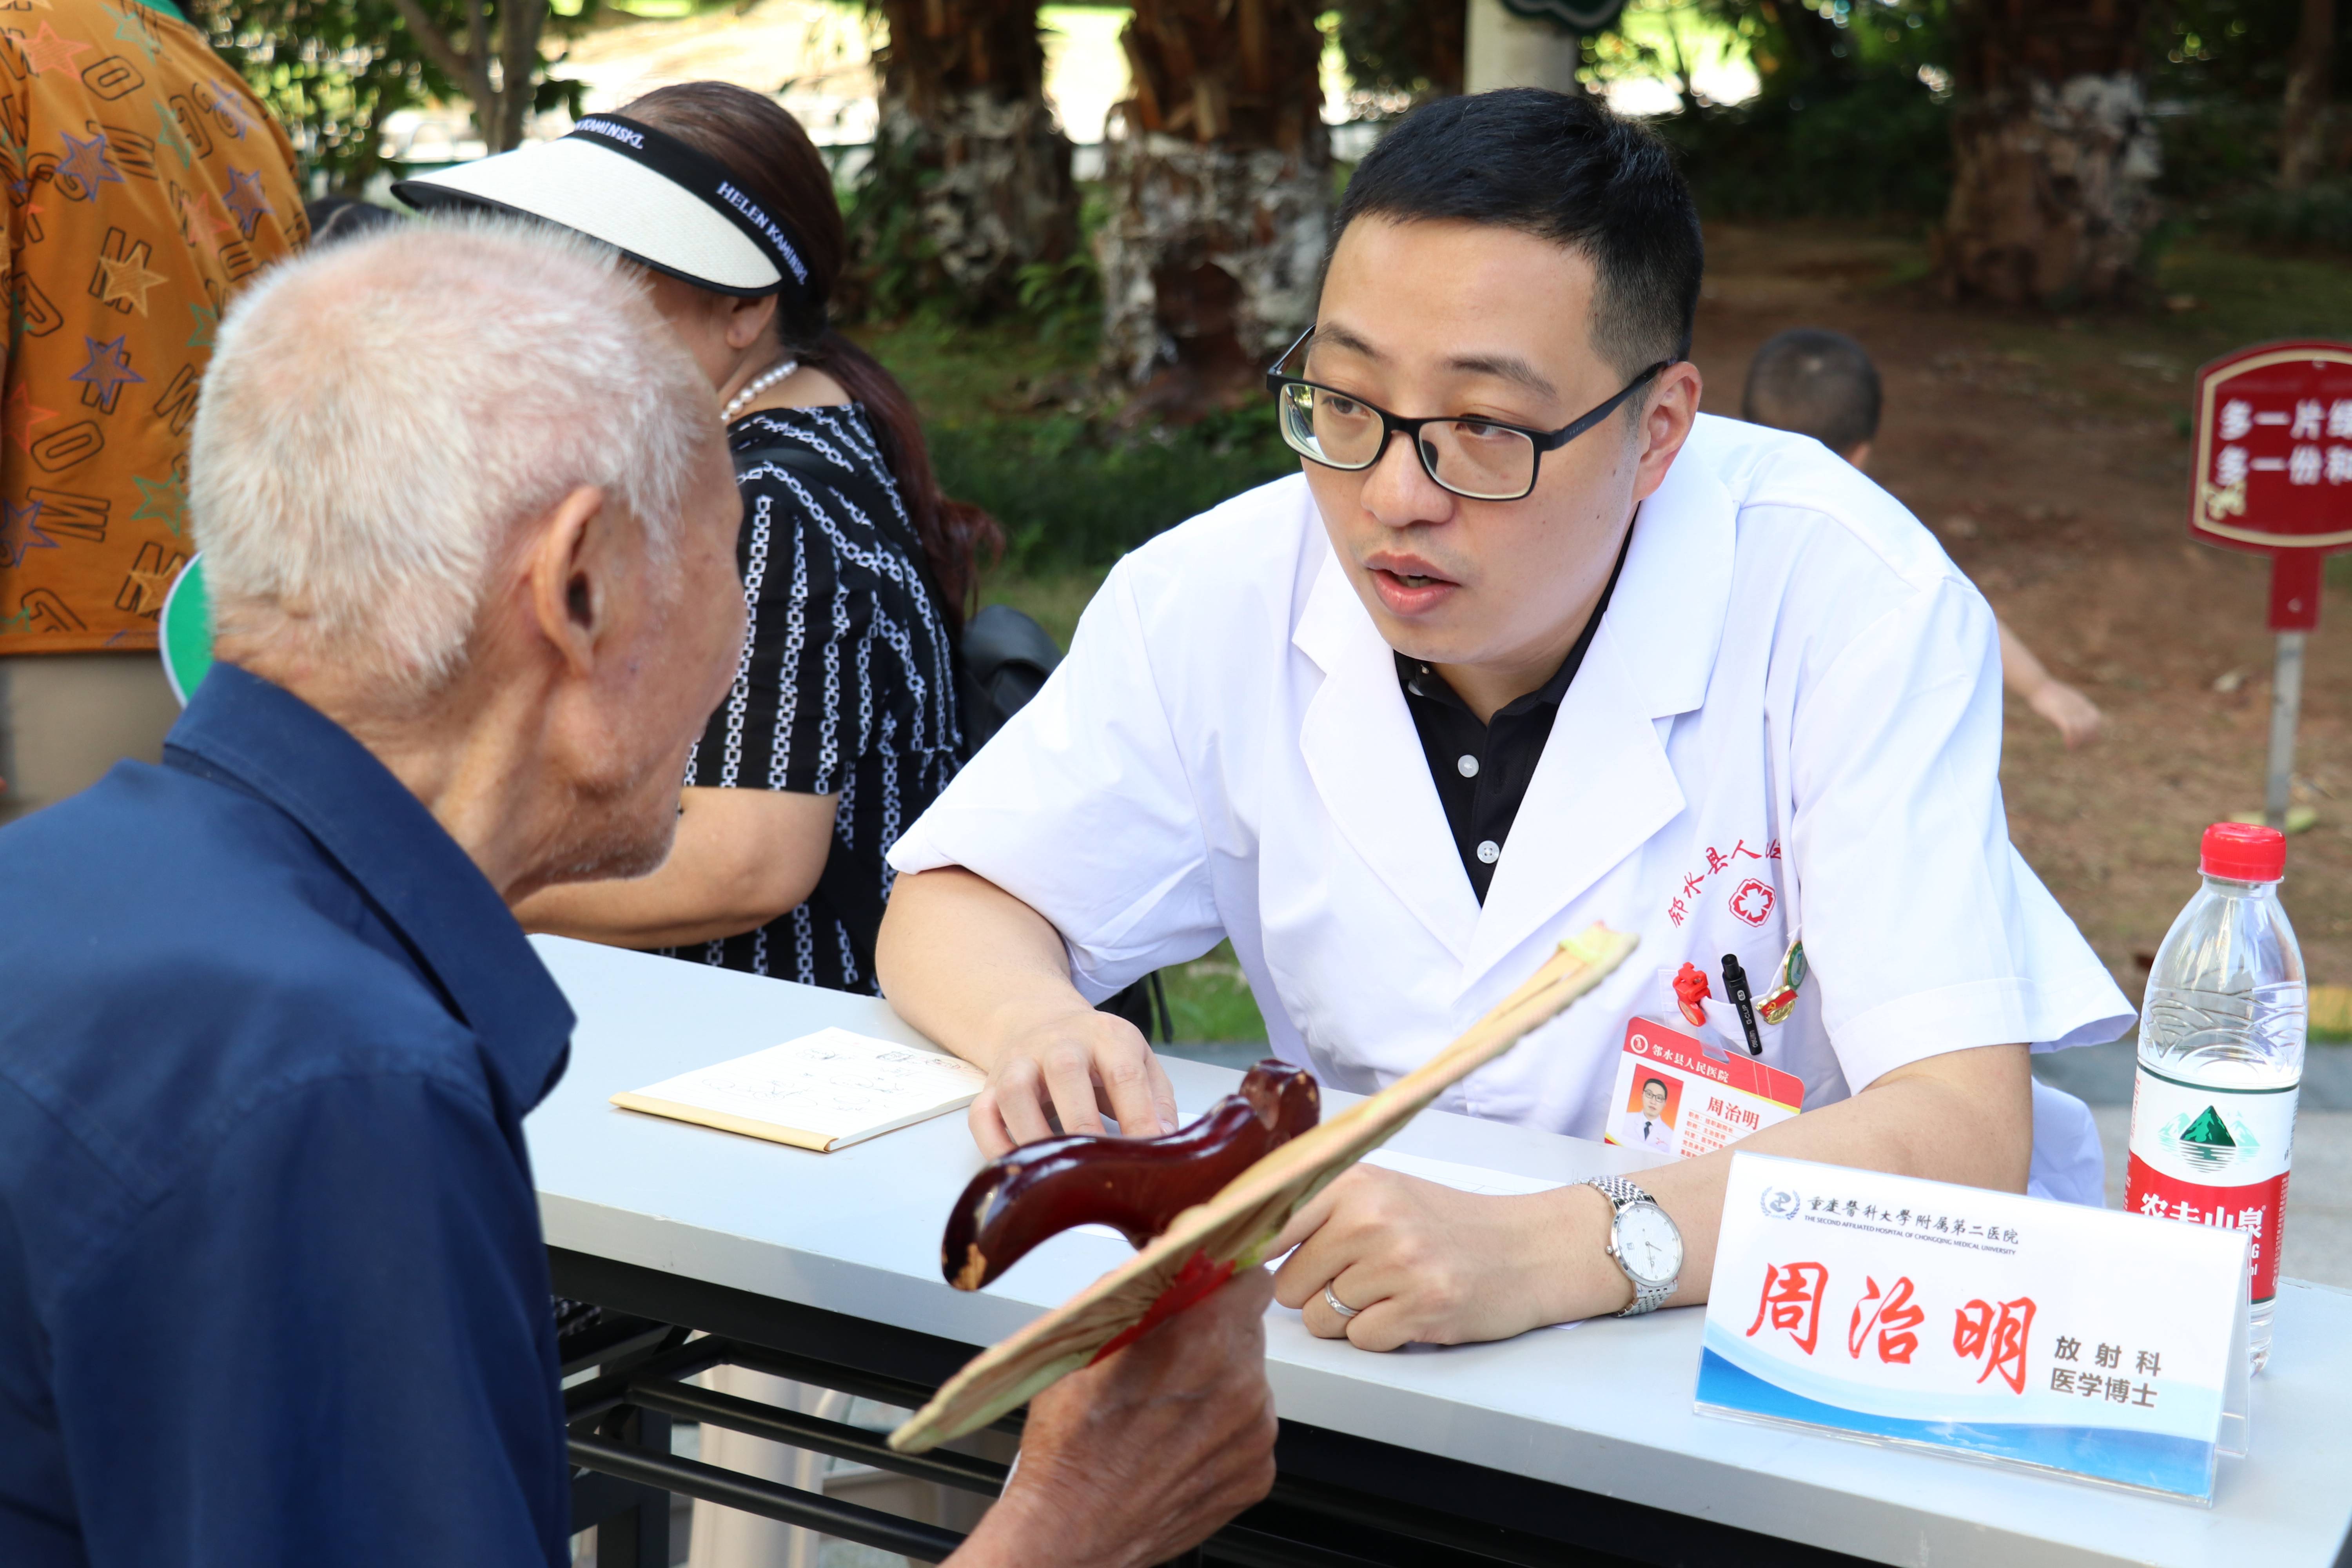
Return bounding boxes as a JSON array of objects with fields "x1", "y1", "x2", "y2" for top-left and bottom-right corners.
[{"x1": 665, "y1": 404, "x2": 965, "y2": 993}]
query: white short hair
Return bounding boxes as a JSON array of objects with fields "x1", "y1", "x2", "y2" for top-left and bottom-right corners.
[{"x1": 192, "y1": 214, "x2": 717, "y2": 700}]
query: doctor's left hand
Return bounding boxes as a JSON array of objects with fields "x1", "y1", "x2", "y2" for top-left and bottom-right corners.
[{"x1": 1269, "y1": 1166, "x2": 1629, "y2": 1350}]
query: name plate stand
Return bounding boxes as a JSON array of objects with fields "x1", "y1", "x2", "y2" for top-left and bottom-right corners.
[{"x1": 1698, "y1": 1153, "x2": 2251, "y2": 1504}]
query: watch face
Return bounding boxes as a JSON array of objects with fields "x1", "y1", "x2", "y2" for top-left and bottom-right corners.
[{"x1": 1616, "y1": 1202, "x2": 1684, "y2": 1287}]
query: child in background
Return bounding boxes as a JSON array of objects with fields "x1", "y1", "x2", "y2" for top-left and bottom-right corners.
[{"x1": 1743, "y1": 328, "x2": 2103, "y2": 749}]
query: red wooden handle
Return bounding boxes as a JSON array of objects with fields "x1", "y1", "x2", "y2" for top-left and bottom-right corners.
[{"x1": 940, "y1": 1060, "x2": 1319, "y2": 1290}]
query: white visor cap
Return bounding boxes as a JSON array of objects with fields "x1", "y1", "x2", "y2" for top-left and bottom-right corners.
[{"x1": 394, "y1": 131, "x2": 791, "y2": 298}]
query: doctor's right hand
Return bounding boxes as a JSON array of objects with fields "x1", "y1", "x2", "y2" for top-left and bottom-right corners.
[{"x1": 966, "y1": 1001, "x2": 1181, "y2": 1157}]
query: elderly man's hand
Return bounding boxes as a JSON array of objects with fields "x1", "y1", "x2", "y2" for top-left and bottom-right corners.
[
  {"x1": 1270, "y1": 1166, "x2": 1627, "y2": 1350},
  {"x1": 955, "y1": 1267, "x2": 1278, "y2": 1568}
]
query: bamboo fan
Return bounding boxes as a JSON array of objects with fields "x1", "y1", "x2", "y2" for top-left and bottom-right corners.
[{"x1": 889, "y1": 922, "x2": 1639, "y2": 1454}]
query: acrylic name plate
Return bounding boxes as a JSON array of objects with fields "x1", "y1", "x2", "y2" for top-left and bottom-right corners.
[{"x1": 1697, "y1": 1152, "x2": 2250, "y2": 1504}]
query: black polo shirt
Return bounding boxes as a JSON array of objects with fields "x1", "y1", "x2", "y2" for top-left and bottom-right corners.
[{"x1": 1397, "y1": 537, "x2": 1630, "y2": 903}]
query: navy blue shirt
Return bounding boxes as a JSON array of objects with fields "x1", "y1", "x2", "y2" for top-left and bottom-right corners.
[{"x1": 0, "y1": 664, "x2": 575, "y2": 1566}]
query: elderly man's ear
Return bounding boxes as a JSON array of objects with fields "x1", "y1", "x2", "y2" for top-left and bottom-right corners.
[{"x1": 524, "y1": 484, "x2": 624, "y2": 677}]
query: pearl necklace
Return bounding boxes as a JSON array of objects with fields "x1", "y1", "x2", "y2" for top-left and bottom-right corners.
[{"x1": 721, "y1": 358, "x2": 800, "y2": 423}]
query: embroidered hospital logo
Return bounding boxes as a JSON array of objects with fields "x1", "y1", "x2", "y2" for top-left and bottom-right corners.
[{"x1": 1728, "y1": 877, "x2": 1775, "y2": 927}]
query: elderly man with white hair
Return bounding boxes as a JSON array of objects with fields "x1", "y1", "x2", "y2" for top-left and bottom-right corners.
[{"x1": 0, "y1": 218, "x2": 1276, "y2": 1568}]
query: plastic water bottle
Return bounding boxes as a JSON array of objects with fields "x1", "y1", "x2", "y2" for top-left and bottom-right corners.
[{"x1": 2125, "y1": 822, "x2": 2305, "y2": 1374}]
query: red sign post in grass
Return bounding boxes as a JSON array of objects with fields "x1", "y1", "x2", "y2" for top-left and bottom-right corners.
[{"x1": 2189, "y1": 341, "x2": 2352, "y2": 828}]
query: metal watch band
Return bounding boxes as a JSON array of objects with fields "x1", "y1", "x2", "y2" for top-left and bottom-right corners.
[{"x1": 1585, "y1": 1175, "x2": 1676, "y2": 1317}]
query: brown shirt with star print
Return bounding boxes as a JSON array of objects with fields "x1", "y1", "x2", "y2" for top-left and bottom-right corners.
[{"x1": 0, "y1": 0, "x2": 303, "y2": 654}]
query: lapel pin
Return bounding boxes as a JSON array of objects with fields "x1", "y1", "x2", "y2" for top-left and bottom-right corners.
[{"x1": 1757, "y1": 933, "x2": 1808, "y2": 1025}]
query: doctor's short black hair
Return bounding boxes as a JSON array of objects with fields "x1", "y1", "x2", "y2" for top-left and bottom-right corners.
[
  {"x1": 1742, "y1": 327, "x2": 1882, "y2": 457},
  {"x1": 1642, "y1": 1076, "x2": 1670, "y2": 1096},
  {"x1": 1331, "y1": 88, "x2": 1702, "y2": 381}
]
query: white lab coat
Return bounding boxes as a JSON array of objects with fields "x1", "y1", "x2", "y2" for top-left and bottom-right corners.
[{"x1": 890, "y1": 417, "x2": 2131, "y2": 1198}]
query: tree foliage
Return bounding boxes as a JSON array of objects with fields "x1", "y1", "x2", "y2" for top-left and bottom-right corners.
[
  {"x1": 1691, "y1": 0, "x2": 1951, "y2": 100},
  {"x1": 1332, "y1": 0, "x2": 1465, "y2": 110},
  {"x1": 381, "y1": 0, "x2": 587, "y2": 154},
  {"x1": 194, "y1": 0, "x2": 454, "y2": 191},
  {"x1": 196, "y1": 0, "x2": 592, "y2": 192},
  {"x1": 1637, "y1": 2, "x2": 1955, "y2": 217}
]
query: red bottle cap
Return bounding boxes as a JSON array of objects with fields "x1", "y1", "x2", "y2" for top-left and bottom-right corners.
[{"x1": 2200, "y1": 822, "x2": 2286, "y2": 882}]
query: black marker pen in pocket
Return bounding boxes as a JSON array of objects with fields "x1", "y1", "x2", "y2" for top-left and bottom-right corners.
[{"x1": 1721, "y1": 954, "x2": 1765, "y2": 1056}]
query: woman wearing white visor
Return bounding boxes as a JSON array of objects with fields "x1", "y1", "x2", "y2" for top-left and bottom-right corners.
[{"x1": 401, "y1": 84, "x2": 997, "y2": 993}]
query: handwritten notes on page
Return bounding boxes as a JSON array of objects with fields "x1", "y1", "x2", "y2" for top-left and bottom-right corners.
[{"x1": 611, "y1": 1027, "x2": 987, "y2": 1152}]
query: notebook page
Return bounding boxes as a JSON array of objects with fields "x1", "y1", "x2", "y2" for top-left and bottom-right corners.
[{"x1": 612, "y1": 1026, "x2": 986, "y2": 1151}]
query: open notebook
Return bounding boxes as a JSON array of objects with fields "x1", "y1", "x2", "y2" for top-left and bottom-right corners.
[{"x1": 611, "y1": 1027, "x2": 987, "y2": 1153}]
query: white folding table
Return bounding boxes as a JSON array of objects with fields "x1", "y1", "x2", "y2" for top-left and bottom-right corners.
[{"x1": 528, "y1": 936, "x2": 2352, "y2": 1568}]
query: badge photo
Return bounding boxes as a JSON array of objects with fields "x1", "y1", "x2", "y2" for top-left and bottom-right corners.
[{"x1": 1604, "y1": 1013, "x2": 1802, "y2": 1161}]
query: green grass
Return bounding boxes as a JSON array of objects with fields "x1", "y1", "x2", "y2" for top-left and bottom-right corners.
[
  {"x1": 861, "y1": 319, "x2": 1298, "y2": 572},
  {"x1": 851, "y1": 317, "x2": 1094, "y2": 419},
  {"x1": 1160, "y1": 941, "x2": 1270, "y2": 1045},
  {"x1": 2151, "y1": 236, "x2": 2352, "y2": 349},
  {"x1": 978, "y1": 563, "x2": 1110, "y2": 650}
]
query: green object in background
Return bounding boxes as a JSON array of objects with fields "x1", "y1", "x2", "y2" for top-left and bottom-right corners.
[
  {"x1": 1158, "y1": 940, "x2": 1268, "y2": 1045},
  {"x1": 160, "y1": 553, "x2": 212, "y2": 707}
]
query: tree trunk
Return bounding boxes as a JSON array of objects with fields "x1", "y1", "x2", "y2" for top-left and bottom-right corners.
[
  {"x1": 386, "y1": 0, "x2": 547, "y2": 153},
  {"x1": 2279, "y1": 0, "x2": 2336, "y2": 190},
  {"x1": 1096, "y1": 0, "x2": 1330, "y2": 419},
  {"x1": 867, "y1": 0, "x2": 1077, "y2": 313},
  {"x1": 1463, "y1": 0, "x2": 1579, "y2": 95},
  {"x1": 1938, "y1": 0, "x2": 2160, "y2": 307}
]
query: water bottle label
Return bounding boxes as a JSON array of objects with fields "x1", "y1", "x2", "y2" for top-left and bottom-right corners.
[{"x1": 2124, "y1": 1065, "x2": 2296, "y2": 1303}]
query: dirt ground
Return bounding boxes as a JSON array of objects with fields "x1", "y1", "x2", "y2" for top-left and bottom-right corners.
[{"x1": 1689, "y1": 225, "x2": 2352, "y2": 1000}]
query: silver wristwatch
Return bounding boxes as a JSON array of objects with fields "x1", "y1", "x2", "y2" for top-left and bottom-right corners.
[{"x1": 1584, "y1": 1175, "x2": 1684, "y2": 1316}]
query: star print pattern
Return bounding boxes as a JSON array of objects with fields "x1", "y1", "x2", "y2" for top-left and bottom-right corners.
[
  {"x1": 222, "y1": 166, "x2": 270, "y2": 236},
  {"x1": 15, "y1": 21, "x2": 93, "y2": 74},
  {"x1": 122, "y1": 558, "x2": 175, "y2": 612},
  {"x1": 4, "y1": 385, "x2": 55, "y2": 453},
  {"x1": 0, "y1": 0, "x2": 304, "y2": 652},
  {"x1": 206, "y1": 79, "x2": 253, "y2": 138},
  {"x1": 151, "y1": 99, "x2": 192, "y2": 169},
  {"x1": 129, "y1": 471, "x2": 187, "y2": 534},
  {"x1": 96, "y1": 252, "x2": 166, "y2": 313},
  {"x1": 56, "y1": 129, "x2": 123, "y2": 198},
  {"x1": 99, "y1": 0, "x2": 156, "y2": 63},
  {"x1": 175, "y1": 187, "x2": 232, "y2": 256},
  {"x1": 68, "y1": 334, "x2": 142, "y2": 409},
  {"x1": 0, "y1": 499, "x2": 57, "y2": 569}
]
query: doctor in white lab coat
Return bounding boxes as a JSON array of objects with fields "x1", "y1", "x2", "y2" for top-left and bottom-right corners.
[
  {"x1": 878, "y1": 91, "x2": 2130, "y2": 1350},
  {"x1": 1621, "y1": 1078, "x2": 1679, "y2": 1155}
]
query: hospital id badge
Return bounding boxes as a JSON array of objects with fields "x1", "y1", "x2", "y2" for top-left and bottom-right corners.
[{"x1": 1604, "y1": 1015, "x2": 1802, "y2": 1160}]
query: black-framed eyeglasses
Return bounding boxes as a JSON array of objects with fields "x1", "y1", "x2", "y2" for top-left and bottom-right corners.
[{"x1": 1263, "y1": 327, "x2": 1671, "y2": 502}]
